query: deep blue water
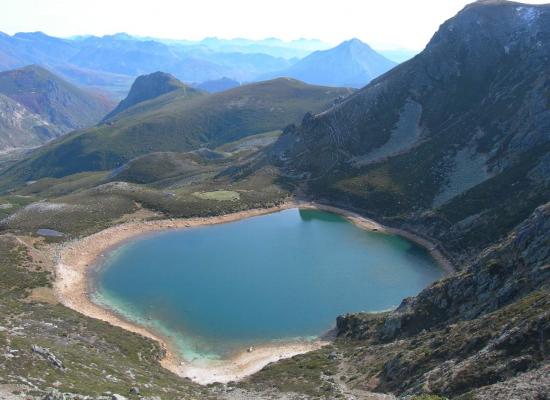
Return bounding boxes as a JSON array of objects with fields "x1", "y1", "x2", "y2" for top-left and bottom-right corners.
[{"x1": 94, "y1": 209, "x2": 443, "y2": 360}]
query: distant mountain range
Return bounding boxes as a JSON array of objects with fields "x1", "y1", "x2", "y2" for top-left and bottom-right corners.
[
  {"x1": 0, "y1": 65, "x2": 114, "y2": 151},
  {"x1": 195, "y1": 77, "x2": 241, "y2": 93},
  {"x1": 0, "y1": 32, "x2": 405, "y2": 98},
  {"x1": 262, "y1": 38, "x2": 397, "y2": 88}
]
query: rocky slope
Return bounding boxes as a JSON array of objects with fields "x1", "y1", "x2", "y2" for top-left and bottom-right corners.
[
  {"x1": 263, "y1": 38, "x2": 396, "y2": 88},
  {"x1": 0, "y1": 93, "x2": 60, "y2": 150},
  {"x1": 0, "y1": 65, "x2": 114, "y2": 151},
  {"x1": 269, "y1": 0, "x2": 550, "y2": 261},
  {"x1": 335, "y1": 201, "x2": 549, "y2": 398}
]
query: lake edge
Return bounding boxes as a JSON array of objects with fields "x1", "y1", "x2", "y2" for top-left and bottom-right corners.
[{"x1": 52, "y1": 200, "x2": 454, "y2": 384}]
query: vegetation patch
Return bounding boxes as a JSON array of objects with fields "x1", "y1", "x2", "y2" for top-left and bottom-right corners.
[{"x1": 192, "y1": 190, "x2": 241, "y2": 201}]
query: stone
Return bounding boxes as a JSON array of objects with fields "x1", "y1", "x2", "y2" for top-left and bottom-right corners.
[
  {"x1": 129, "y1": 387, "x2": 139, "y2": 395},
  {"x1": 32, "y1": 345, "x2": 64, "y2": 370}
]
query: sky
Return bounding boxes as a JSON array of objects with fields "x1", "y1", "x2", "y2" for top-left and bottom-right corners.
[{"x1": 2, "y1": 0, "x2": 548, "y2": 50}]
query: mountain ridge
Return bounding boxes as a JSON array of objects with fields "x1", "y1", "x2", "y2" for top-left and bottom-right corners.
[
  {"x1": 0, "y1": 77, "x2": 353, "y2": 181},
  {"x1": 0, "y1": 64, "x2": 114, "y2": 151}
]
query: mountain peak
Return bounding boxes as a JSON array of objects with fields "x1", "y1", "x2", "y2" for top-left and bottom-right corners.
[
  {"x1": 19, "y1": 64, "x2": 50, "y2": 73},
  {"x1": 269, "y1": 38, "x2": 396, "y2": 88},
  {"x1": 13, "y1": 31, "x2": 51, "y2": 40},
  {"x1": 106, "y1": 32, "x2": 135, "y2": 40},
  {"x1": 338, "y1": 38, "x2": 375, "y2": 52},
  {"x1": 102, "y1": 71, "x2": 196, "y2": 121},
  {"x1": 343, "y1": 38, "x2": 364, "y2": 45}
]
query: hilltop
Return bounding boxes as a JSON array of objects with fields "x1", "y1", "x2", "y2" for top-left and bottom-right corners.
[{"x1": 103, "y1": 71, "x2": 200, "y2": 121}]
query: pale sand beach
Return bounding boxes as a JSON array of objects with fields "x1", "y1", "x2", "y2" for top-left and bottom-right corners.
[{"x1": 50, "y1": 200, "x2": 454, "y2": 385}]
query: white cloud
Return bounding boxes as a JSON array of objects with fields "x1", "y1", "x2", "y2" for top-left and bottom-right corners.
[{"x1": 2, "y1": 0, "x2": 548, "y2": 50}]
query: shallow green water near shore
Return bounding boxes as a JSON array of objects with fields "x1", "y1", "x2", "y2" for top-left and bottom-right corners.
[{"x1": 93, "y1": 208, "x2": 443, "y2": 361}]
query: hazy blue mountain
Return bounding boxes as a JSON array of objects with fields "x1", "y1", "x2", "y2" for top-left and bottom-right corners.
[
  {"x1": 182, "y1": 37, "x2": 330, "y2": 58},
  {"x1": 0, "y1": 31, "x2": 308, "y2": 96},
  {"x1": 178, "y1": 50, "x2": 294, "y2": 82},
  {"x1": 195, "y1": 77, "x2": 240, "y2": 93},
  {"x1": 263, "y1": 38, "x2": 397, "y2": 88},
  {"x1": 378, "y1": 48, "x2": 419, "y2": 63},
  {"x1": 0, "y1": 31, "x2": 78, "y2": 70},
  {"x1": 50, "y1": 64, "x2": 133, "y2": 100}
]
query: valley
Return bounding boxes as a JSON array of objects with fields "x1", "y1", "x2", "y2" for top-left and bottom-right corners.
[{"x1": 0, "y1": 1, "x2": 548, "y2": 400}]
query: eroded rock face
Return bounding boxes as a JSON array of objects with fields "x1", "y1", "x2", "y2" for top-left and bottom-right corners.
[
  {"x1": 339, "y1": 203, "x2": 550, "y2": 340},
  {"x1": 0, "y1": 65, "x2": 114, "y2": 134},
  {"x1": 271, "y1": 1, "x2": 550, "y2": 209},
  {"x1": 335, "y1": 202, "x2": 550, "y2": 397}
]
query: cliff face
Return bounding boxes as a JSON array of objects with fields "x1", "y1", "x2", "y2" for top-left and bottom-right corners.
[
  {"x1": 269, "y1": 0, "x2": 550, "y2": 262},
  {"x1": 276, "y1": 1, "x2": 550, "y2": 178}
]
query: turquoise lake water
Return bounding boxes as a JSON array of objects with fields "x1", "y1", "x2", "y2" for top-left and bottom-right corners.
[{"x1": 93, "y1": 208, "x2": 443, "y2": 361}]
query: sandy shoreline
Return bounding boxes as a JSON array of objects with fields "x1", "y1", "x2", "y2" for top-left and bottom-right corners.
[{"x1": 51, "y1": 200, "x2": 454, "y2": 385}]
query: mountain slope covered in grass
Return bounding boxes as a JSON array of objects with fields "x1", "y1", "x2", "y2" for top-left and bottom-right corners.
[
  {"x1": 0, "y1": 77, "x2": 352, "y2": 182},
  {"x1": 102, "y1": 71, "x2": 201, "y2": 121}
]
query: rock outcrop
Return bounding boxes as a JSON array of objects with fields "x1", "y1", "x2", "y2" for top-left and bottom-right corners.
[
  {"x1": 102, "y1": 72, "x2": 197, "y2": 121},
  {"x1": 31, "y1": 345, "x2": 65, "y2": 370}
]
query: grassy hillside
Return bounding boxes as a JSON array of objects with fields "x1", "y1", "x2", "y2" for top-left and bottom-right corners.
[
  {"x1": 0, "y1": 78, "x2": 352, "y2": 185},
  {"x1": 103, "y1": 71, "x2": 201, "y2": 121}
]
